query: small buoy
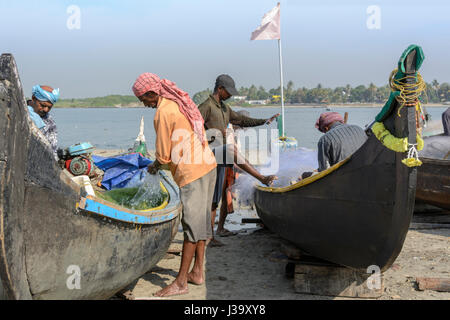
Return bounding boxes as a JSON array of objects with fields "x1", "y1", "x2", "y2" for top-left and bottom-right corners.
[{"x1": 276, "y1": 136, "x2": 298, "y2": 150}]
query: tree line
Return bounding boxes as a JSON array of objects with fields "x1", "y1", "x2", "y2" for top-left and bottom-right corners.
[
  {"x1": 53, "y1": 80, "x2": 449, "y2": 107},
  {"x1": 192, "y1": 80, "x2": 450, "y2": 105}
]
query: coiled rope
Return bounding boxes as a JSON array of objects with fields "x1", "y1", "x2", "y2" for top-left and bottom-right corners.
[
  {"x1": 371, "y1": 69, "x2": 427, "y2": 167},
  {"x1": 388, "y1": 69, "x2": 427, "y2": 116}
]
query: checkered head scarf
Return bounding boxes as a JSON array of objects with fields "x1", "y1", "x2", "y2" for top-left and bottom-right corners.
[
  {"x1": 132, "y1": 73, "x2": 206, "y2": 145},
  {"x1": 315, "y1": 112, "x2": 344, "y2": 133}
]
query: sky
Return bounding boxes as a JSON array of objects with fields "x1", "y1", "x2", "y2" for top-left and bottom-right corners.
[{"x1": 1, "y1": 0, "x2": 449, "y2": 98}]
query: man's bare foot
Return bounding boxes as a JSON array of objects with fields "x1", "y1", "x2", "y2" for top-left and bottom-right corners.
[
  {"x1": 153, "y1": 281, "x2": 188, "y2": 297},
  {"x1": 187, "y1": 270, "x2": 204, "y2": 285},
  {"x1": 216, "y1": 228, "x2": 237, "y2": 237},
  {"x1": 261, "y1": 175, "x2": 278, "y2": 186},
  {"x1": 208, "y1": 238, "x2": 225, "y2": 247}
]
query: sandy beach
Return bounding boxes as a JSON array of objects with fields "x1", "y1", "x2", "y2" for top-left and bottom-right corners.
[{"x1": 117, "y1": 209, "x2": 449, "y2": 300}]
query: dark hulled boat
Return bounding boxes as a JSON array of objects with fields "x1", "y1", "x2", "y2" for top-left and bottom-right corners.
[
  {"x1": 416, "y1": 155, "x2": 450, "y2": 210},
  {"x1": 254, "y1": 46, "x2": 425, "y2": 272},
  {"x1": 0, "y1": 54, "x2": 181, "y2": 299}
]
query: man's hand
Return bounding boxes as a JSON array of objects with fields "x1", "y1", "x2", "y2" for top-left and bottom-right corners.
[
  {"x1": 266, "y1": 113, "x2": 281, "y2": 125},
  {"x1": 147, "y1": 160, "x2": 160, "y2": 175},
  {"x1": 299, "y1": 169, "x2": 318, "y2": 180}
]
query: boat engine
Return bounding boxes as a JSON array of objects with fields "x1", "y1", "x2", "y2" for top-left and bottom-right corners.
[
  {"x1": 66, "y1": 156, "x2": 93, "y2": 176},
  {"x1": 59, "y1": 142, "x2": 95, "y2": 176}
]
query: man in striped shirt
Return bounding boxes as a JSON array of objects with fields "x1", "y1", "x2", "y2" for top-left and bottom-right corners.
[
  {"x1": 301, "y1": 112, "x2": 367, "y2": 180},
  {"x1": 315, "y1": 112, "x2": 368, "y2": 171}
]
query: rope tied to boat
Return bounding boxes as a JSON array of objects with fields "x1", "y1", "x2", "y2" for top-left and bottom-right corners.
[
  {"x1": 402, "y1": 142, "x2": 423, "y2": 167},
  {"x1": 371, "y1": 68, "x2": 425, "y2": 167},
  {"x1": 371, "y1": 121, "x2": 424, "y2": 167},
  {"x1": 388, "y1": 69, "x2": 426, "y2": 117}
]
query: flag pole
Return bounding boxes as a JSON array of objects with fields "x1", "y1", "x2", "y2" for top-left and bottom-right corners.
[{"x1": 277, "y1": 38, "x2": 285, "y2": 137}]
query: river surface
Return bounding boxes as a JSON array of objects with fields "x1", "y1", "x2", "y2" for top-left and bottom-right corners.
[{"x1": 52, "y1": 106, "x2": 447, "y2": 151}]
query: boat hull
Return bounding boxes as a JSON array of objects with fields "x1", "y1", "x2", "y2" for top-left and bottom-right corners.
[
  {"x1": 0, "y1": 54, "x2": 181, "y2": 299},
  {"x1": 416, "y1": 157, "x2": 450, "y2": 210},
  {"x1": 254, "y1": 44, "x2": 422, "y2": 271},
  {"x1": 24, "y1": 184, "x2": 180, "y2": 299},
  {"x1": 255, "y1": 131, "x2": 415, "y2": 272}
]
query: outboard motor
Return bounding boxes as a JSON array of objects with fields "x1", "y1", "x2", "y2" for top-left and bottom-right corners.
[{"x1": 58, "y1": 142, "x2": 95, "y2": 176}]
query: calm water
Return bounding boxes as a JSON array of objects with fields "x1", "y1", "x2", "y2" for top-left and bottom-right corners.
[{"x1": 52, "y1": 106, "x2": 448, "y2": 151}]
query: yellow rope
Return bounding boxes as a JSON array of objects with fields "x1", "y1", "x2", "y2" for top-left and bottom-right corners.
[
  {"x1": 371, "y1": 121, "x2": 424, "y2": 167},
  {"x1": 380, "y1": 69, "x2": 426, "y2": 167},
  {"x1": 388, "y1": 69, "x2": 426, "y2": 116},
  {"x1": 372, "y1": 122, "x2": 424, "y2": 152}
]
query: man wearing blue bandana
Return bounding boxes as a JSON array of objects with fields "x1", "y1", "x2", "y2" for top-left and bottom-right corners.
[{"x1": 27, "y1": 85, "x2": 60, "y2": 158}]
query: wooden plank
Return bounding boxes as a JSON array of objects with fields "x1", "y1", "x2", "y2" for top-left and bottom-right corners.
[
  {"x1": 409, "y1": 223, "x2": 450, "y2": 230},
  {"x1": 294, "y1": 264, "x2": 383, "y2": 298},
  {"x1": 412, "y1": 213, "x2": 450, "y2": 224},
  {"x1": 414, "y1": 203, "x2": 446, "y2": 214},
  {"x1": 416, "y1": 277, "x2": 450, "y2": 292}
]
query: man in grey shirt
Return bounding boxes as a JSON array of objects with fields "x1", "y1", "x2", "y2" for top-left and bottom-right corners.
[
  {"x1": 301, "y1": 112, "x2": 367, "y2": 179},
  {"x1": 316, "y1": 112, "x2": 367, "y2": 171},
  {"x1": 443, "y1": 107, "x2": 450, "y2": 136}
]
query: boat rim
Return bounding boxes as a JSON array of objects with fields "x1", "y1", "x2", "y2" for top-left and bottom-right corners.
[{"x1": 255, "y1": 156, "x2": 351, "y2": 193}]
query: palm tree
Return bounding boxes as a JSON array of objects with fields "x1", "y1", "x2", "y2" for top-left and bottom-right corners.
[
  {"x1": 286, "y1": 80, "x2": 294, "y2": 103},
  {"x1": 368, "y1": 83, "x2": 377, "y2": 103},
  {"x1": 344, "y1": 84, "x2": 352, "y2": 103},
  {"x1": 432, "y1": 79, "x2": 440, "y2": 91}
]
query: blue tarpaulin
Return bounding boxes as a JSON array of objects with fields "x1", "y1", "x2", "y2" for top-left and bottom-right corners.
[{"x1": 92, "y1": 153, "x2": 153, "y2": 190}]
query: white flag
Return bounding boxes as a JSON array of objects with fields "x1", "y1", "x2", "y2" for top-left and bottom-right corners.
[{"x1": 250, "y1": 3, "x2": 280, "y2": 40}]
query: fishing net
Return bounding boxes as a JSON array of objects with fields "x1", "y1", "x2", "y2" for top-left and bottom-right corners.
[
  {"x1": 419, "y1": 135, "x2": 450, "y2": 160},
  {"x1": 232, "y1": 148, "x2": 318, "y2": 206},
  {"x1": 96, "y1": 173, "x2": 168, "y2": 210},
  {"x1": 262, "y1": 147, "x2": 318, "y2": 187}
]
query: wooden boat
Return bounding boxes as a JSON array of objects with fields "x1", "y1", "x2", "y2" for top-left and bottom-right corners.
[
  {"x1": 254, "y1": 46, "x2": 424, "y2": 272},
  {"x1": 0, "y1": 54, "x2": 181, "y2": 299},
  {"x1": 416, "y1": 156, "x2": 450, "y2": 210}
]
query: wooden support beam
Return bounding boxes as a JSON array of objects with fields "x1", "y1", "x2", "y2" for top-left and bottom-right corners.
[
  {"x1": 416, "y1": 277, "x2": 450, "y2": 292},
  {"x1": 412, "y1": 213, "x2": 450, "y2": 224},
  {"x1": 409, "y1": 223, "x2": 450, "y2": 230},
  {"x1": 294, "y1": 263, "x2": 383, "y2": 298}
]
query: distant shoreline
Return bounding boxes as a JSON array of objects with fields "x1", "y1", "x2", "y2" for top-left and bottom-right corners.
[
  {"x1": 54, "y1": 102, "x2": 448, "y2": 109},
  {"x1": 234, "y1": 103, "x2": 448, "y2": 109}
]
